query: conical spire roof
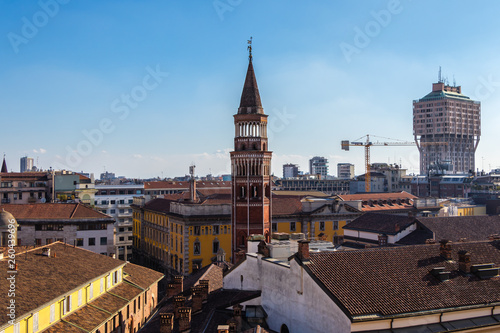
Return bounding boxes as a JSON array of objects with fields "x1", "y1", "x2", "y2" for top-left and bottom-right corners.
[
  {"x1": 1, "y1": 157, "x2": 7, "y2": 173},
  {"x1": 238, "y1": 59, "x2": 264, "y2": 114}
]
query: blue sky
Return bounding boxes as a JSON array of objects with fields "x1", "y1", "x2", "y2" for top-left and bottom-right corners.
[{"x1": 1, "y1": 0, "x2": 500, "y2": 178}]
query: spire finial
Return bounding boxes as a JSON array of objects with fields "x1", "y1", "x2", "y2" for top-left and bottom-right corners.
[{"x1": 247, "y1": 37, "x2": 253, "y2": 61}]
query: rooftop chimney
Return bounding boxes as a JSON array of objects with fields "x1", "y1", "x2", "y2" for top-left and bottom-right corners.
[
  {"x1": 228, "y1": 322, "x2": 237, "y2": 333},
  {"x1": 298, "y1": 240, "x2": 310, "y2": 260},
  {"x1": 199, "y1": 280, "x2": 209, "y2": 301},
  {"x1": 159, "y1": 313, "x2": 174, "y2": 333},
  {"x1": 42, "y1": 247, "x2": 51, "y2": 257},
  {"x1": 378, "y1": 234, "x2": 388, "y2": 247},
  {"x1": 178, "y1": 307, "x2": 192, "y2": 332},
  {"x1": 174, "y1": 295, "x2": 186, "y2": 317},
  {"x1": 439, "y1": 240, "x2": 452, "y2": 260},
  {"x1": 233, "y1": 304, "x2": 243, "y2": 332},
  {"x1": 191, "y1": 286, "x2": 204, "y2": 314},
  {"x1": 458, "y1": 250, "x2": 472, "y2": 273}
]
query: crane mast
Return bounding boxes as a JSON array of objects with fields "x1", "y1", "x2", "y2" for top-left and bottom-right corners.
[{"x1": 341, "y1": 134, "x2": 415, "y2": 192}]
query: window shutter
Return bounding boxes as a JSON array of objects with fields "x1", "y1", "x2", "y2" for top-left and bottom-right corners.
[
  {"x1": 33, "y1": 312, "x2": 38, "y2": 332},
  {"x1": 50, "y1": 304, "x2": 55, "y2": 323}
]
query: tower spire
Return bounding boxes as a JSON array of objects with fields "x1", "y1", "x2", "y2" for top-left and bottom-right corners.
[
  {"x1": 239, "y1": 38, "x2": 263, "y2": 114},
  {"x1": 1, "y1": 155, "x2": 7, "y2": 173}
]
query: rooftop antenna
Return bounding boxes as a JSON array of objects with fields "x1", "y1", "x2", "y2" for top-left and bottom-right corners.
[
  {"x1": 453, "y1": 75, "x2": 456, "y2": 87},
  {"x1": 247, "y1": 37, "x2": 253, "y2": 61},
  {"x1": 438, "y1": 66, "x2": 442, "y2": 83}
]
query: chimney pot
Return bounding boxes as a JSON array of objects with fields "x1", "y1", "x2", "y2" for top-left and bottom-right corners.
[
  {"x1": 159, "y1": 313, "x2": 174, "y2": 333},
  {"x1": 458, "y1": 250, "x2": 472, "y2": 273},
  {"x1": 191, "y1": 287, "x2": 204, "y2": 313},
  {"x1": 178, "y1": 307, "x2": 192, "y2": 332},
  {"x1": 298, "y1": 240, "x2": 310, "y2": 260},
  {"x1": 199, "y1": 280, "x2": 209, "y2": 301},
  {"x1": 174, "y1": 295, "x2": 186, "y2": 317},
  {"x1": 440, "y1": 239, "x2": 452, "y2": 260}
]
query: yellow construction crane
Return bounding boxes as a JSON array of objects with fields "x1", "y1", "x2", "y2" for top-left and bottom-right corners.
[{"x1": 341, "y1": 134, "x2": 415, "y2": 192}]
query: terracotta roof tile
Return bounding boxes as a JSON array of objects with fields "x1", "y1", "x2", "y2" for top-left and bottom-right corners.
[
  {"x1": 338, "y1": 191, "x2": 416, "y2": 202},
  {"x1": 0, "y1": 242, "x2": 124, "y2": 327},
  {"x1": 306, "y1": 241, "x2": 500, "y2": 318},
  {"x1": 272, "y1": 196, "x2": 303, "y2": 215},
  {"x1": 0, "y1": 203, "x2": 111, "y2": 220},
  {"x1": 123, "y1": 262, "x2": 164, "y2": 290},
  {"x1": 344, "y1": 213, "x2": 416, "y2": 234},
  {"x1": 398, "y1": 215, "x2": 500, "y2": 245}
]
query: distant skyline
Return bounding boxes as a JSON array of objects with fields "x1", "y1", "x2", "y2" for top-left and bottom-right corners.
[{"x1": 2, "y1": 1, "x2": 500, "y2": 178}]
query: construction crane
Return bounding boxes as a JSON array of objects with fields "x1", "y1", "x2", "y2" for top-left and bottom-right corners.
[{"x1": 341, "y1": 134, "x2": 415, "y2": 192}]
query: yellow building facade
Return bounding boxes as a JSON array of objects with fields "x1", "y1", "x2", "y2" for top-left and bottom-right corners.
[
  {"x1": 0, "y1": 242, "x2": 163, "y2": 333},
  {"x1": 132, "y1": 195, "x2": 361, "y2": 276}
]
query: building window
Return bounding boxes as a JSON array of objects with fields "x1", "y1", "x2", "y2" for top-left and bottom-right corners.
[
  {"x1": 119, "y1": 237, "x2": 124, "y2": 242},
  {"x1": 78, "y1": 289, "x2": 83, "y2": 306},
  {"x1": 64, "y1": 295, "x2": 71, "y2": 314},
  {"x1": 14, "y1": 323, "x2": 20, "y2": 333},
  {"x1": 89, "y1": 238, "x2": 96, "y2": 246},
  {"x1": 50, "y1": 304, "x2": 55, "y2": 323},
  {"x1": 194, "y1": 240, "x2": 201, "y2": 255},
  {"x1": 101, "y1": 237, "x2": 107, "y2": 245},
  {"x1": 33, "y1": 312, "x2": 38, "y2": 332},
  {"x1": 89, "y1": 282, "x2": 94, "y2": 299},
  {"x1": 76, "y1": 238, "x2": 84, "y2": 247},
  {"x1": 213, "y1": 225, "x2": 219, "y2": 235},
  {"x1": 213, "y1": 239, "x2": 219, "y2": 254},
  {"x1": 272, "y1": 223, "x2": 277, "y2": 232},
  {"x1": 194, "y1": 226, "x2": 201, "y2": 236},
  {"x1": 290, "y1": 222, "x2": 296, "y2": 232},
  {"x1": 333, "y1": 221, "x2": 339, "y2": 230},
  {"x1": 100, "y1": 278, "x2": 104, "y2": 293},
  {"x1": 319, "y1": 222, "x2": 325, "y2": 231}
]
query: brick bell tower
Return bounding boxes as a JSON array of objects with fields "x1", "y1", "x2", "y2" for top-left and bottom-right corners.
[{"x1": 231, "y1": 40, "x2": 272, "y2": 260}]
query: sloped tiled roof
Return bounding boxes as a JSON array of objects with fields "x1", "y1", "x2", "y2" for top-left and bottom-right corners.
[
  {"x1": 0, "y1": 203, "x2": 111, "y2": 220},
  {"x1": 124, "y1": 262, "x2": 164, "y2": 290},
  {"x1": 305, "y1": 241, "x2": 500, "y2": 318},
  {"x1": 343, "y1": 213, "x2": 416, "y2": 235},
  {"x1": 398, "y1": 215, "x2": 500, "y2": 245},
  {"x1": 272, "y1": 196, "x2": 303, "y2": 216},
  {"x1": 338, "y1": 191, "x2": 416, "y2": 201},
  {"x1": 0, "y1": 242, "x2": 124, "y2": 327},
  {"x1": 143, "y1": 198, "x2": 174, "y2": 214}
]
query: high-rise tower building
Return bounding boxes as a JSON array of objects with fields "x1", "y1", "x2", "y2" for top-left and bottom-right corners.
[
  {"x1": 230, "y1": 48, "x2": 272, "y2": 259},
  {"x1": 20, "y1": 156, "x2": 34, "y2": 173},
  {"x1": 309, "y1": 156, "x2": 328, "y2": 178},
  {"x1": 413, "y1": 81, "x2": 480, "y2": 174}
]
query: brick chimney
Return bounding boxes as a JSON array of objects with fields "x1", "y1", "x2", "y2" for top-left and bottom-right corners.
[
  {"x1": 191, "y1": 286, "x2": 204, "y2": 314},
  {"x1": 199, "y1": 280, "x2": 209, "y2": 301},
  {"x1": 174, "y1": 275, "x2": 184, "y2": 293},
  {"x1": 297, "y1": 240, "x2": 310, "y2": 260},
  {"x1": 378, "y1": 234, "x2": 388, "y2": 247},
  {"x1": 440, "y1": 240, "x2": 452, "y2": 260},
  {"x1": 228, "y1": 321, "x2": 237, "y2": 333},
  {"x1": 174, "y1": 295, "x2": 186, "y2": 317},
  {"x1": 233, "y1": 304, "x2": 242, "y2": 332},
  {"x1": 159, "y1": 313, "x2": 174, "y2": 333},
  {"x1": 458, "y1": 250, "x2": 472, "y2": 273},
  {"x1": 178, "y1": 307, "x2": 192, "y2": 332}
]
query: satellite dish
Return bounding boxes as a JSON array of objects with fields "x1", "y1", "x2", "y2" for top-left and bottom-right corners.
[{"x1": 40, "y1": 198, "x2": 46, "y2": 203}]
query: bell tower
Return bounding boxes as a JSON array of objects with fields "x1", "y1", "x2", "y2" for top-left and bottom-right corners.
[{"x1": 231, "y1": 40, "x2": 272, "y2": 260}]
